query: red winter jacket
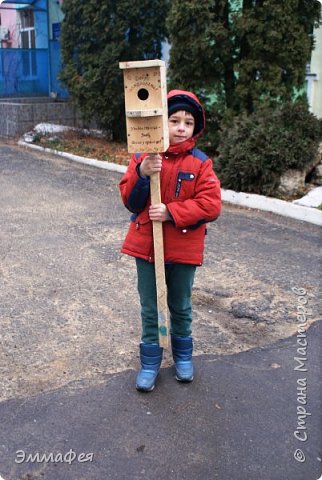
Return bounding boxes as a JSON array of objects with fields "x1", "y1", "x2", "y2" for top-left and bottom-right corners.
[{"x1": 119, "y1": 90, "x2": 221, "y2": 265}]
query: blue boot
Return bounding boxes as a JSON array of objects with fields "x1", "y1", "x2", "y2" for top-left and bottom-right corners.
[
  {"x1": 171, "y1": 335, "x2": 194, "y2": 382},
  {"x1": 136, "y1": 343, "x2": 163, "y2": 392}
]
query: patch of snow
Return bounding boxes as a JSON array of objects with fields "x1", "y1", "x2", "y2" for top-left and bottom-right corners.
[
  {"x1": 23, "y1": 132, "x2": 37, "y2": 143},
  {"x1": 293, "y1": 187, "x2": 322, "y2": 208},
  {"x1": 32, "y1": 123, "x2": 104, "y2": 138},
  {"x1": 33, "y1": 123, "x2": 74, "y2": 134}
]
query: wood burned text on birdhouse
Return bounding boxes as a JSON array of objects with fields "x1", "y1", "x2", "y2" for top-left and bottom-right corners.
[{"x1": 119, "y1": 60, "x2": 169, "y2": 153}]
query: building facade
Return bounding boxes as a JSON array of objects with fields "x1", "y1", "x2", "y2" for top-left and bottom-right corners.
[
  {"x1": 0, "y1": 0, "x2": 66, "y2": 97},
  {"x1": 307, "y1": 24, "x2": 322, "y2": 118}
]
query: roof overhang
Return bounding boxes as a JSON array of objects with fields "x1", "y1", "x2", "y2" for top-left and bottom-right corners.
[
  {"x1": 0, "y1": 1, "x2": 36, "y2": 9},
  {"x1": 1, "y1": 1, "x2": 35, "y2": 4}
]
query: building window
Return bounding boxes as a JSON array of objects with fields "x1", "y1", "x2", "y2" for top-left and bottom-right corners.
[{"x1": 18, "y1": 9, "x2": 36, "y2": 77}]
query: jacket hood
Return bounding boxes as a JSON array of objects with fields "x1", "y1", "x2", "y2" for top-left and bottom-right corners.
[{"x1": 166, "y1": 89, "x2": 206, "y2": 155}]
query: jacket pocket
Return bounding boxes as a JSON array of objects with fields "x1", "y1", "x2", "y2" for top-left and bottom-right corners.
[
  {"x1": 134, "y1": 211, "x2": 152, "y2": 232},
  {"x1": 175, "y1": 171, "x2": 196, "y2": 198}
]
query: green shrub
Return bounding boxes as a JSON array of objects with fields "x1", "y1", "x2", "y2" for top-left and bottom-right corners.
[
  {"x1": 217, "y1": 101, "x2": 322, "y2": 195},
  {"x1": 197, "y1": 102, "x2": 222, "y2": 154}
]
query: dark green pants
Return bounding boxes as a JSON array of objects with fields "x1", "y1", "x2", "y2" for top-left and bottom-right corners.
[{"x1": 136, "y1": 258, "x2": 196, "y2": 344}]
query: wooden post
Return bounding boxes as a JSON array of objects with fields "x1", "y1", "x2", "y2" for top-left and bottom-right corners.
[
  {"x1": 119, "y1": 60, "x2": 170, "y2": 347},
  {"x1": 150, "y1": 172, "x2": 169, "y2": 347}
]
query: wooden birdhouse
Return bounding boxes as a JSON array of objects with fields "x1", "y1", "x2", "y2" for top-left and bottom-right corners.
[{"x1": 119, "y1": 59, "x2": 169, "y2": 153}]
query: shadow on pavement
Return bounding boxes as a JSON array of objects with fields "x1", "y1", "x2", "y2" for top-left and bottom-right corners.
[{"x1": 0, "y1": 322, "x2": 321, "y2": 480}]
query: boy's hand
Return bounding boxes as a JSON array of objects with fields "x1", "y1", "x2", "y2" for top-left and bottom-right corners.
[
  {"x1": 140, "y1": 154, "x2": 162, "y2": 177},
  {"x1": 149, "y1": 203, "x2": 171, "y2": 222}
]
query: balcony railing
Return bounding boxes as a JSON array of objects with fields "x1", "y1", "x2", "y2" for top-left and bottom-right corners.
[{"x1": 0, "y1": 48, "x2": 48, "y2": 96}]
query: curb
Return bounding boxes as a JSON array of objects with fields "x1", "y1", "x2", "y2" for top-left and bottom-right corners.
[
  {"x1": 221, "y1": 189, "x2": 322, "y2": 226},
  {"x1": 18, "y1": 140, "x2": 322, "y2": 227}
]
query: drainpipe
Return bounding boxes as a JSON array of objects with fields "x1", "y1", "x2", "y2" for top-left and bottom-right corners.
[{"x1": 46, "y1": 0, "x2": 52, "y2": 96}]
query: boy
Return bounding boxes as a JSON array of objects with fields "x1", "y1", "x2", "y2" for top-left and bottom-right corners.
[{"x1": 119, "y1": 89, "x2": 221, "y2": 391}]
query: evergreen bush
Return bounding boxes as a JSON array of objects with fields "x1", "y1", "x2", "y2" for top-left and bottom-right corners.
[
  {"x1": 168, "y1": 0, "x2": 321, "y2": 117},
  {"x1": 60, "y1": 0, "x2": 169, "y2": 141},
  {"x1": 217, "y1": 102, "x2": 322, "y2": 195}
]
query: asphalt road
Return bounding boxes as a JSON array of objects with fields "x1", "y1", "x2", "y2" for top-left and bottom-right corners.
[{"x1": 0, "y1": 143, "x2": 321, "y2": 480}]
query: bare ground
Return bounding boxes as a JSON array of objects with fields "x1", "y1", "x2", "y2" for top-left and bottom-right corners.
[{"x1": 0, "y1": 143, "x2": 320, "y2": 402}]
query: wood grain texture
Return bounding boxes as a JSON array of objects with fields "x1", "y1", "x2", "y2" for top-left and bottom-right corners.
[{"x1": 150, "y1": 172, "x2": 169, "y2": 348}]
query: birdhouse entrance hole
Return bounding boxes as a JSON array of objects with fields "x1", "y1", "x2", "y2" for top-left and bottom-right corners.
[{"x1": 138, "y1": 88, "x2": 149, "y2": 101}]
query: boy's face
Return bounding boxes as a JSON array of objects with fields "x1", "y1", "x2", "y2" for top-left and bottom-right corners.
[{"x1": 168, "y1": 110, "x2": 195, "y2": 145}]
